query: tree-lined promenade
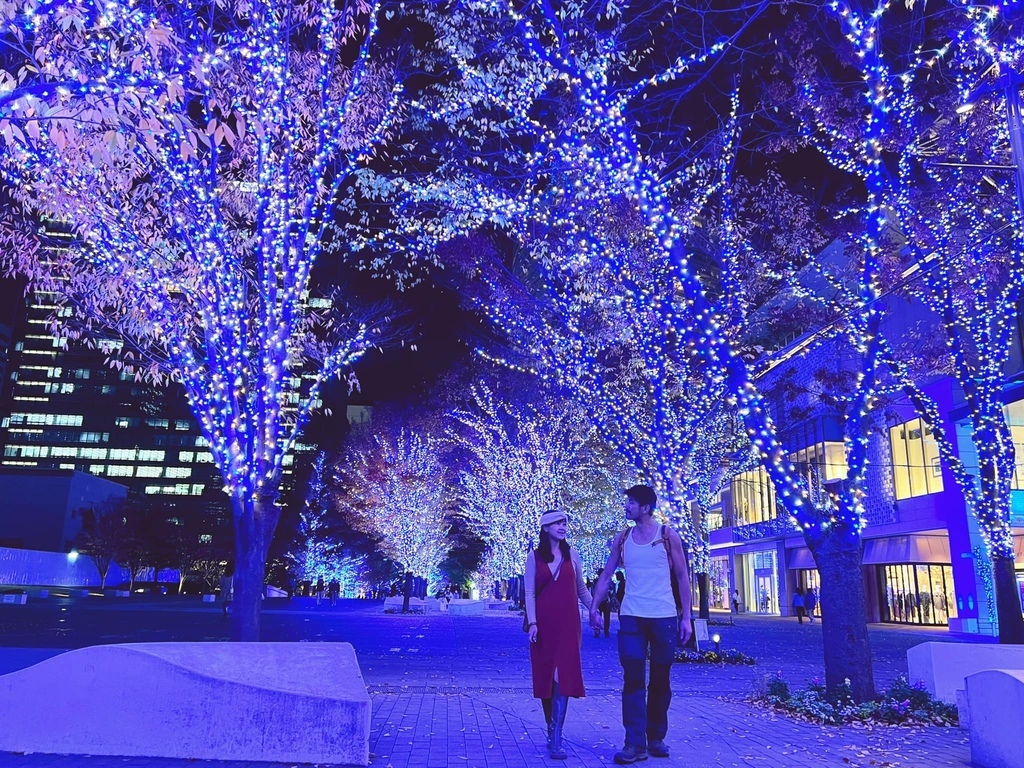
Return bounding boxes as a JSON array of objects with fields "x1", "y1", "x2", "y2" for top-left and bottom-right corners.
[
  {"x1": 2, "y1": 0, "x2": 1023, "y2": 713},
  {"x1": 0, "y1": 598, "x2": 974, "y2": 767}
]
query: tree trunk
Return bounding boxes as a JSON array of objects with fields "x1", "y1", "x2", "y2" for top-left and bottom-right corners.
[
  {"x1": 697, "y1": 572, "x2": 710, "y2": 620},
  {"x1": 95, "y1": 558, "x2": 109, "y2": 590},
  {"x1": 808, "y1": 531, "x2": 875, "y2": 702},
  {"x1": 229, "y1": 494, "x2": 280, "y2": 641},
  {"x1": 993, "y1": 555, "x2": 1024, "y2": 644}
]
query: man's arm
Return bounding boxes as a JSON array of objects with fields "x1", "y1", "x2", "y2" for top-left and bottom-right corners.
[
  {"x1": 668, "y1": 528, "x2": 693, "y2": 643},
  {"x1": 588, "y1": 532, "x2": 623, "y2": 631}
]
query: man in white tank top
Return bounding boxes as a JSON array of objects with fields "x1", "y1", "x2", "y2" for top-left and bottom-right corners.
[{"x1": 588, "y1": 485, "x2": 692, "y2": 765}]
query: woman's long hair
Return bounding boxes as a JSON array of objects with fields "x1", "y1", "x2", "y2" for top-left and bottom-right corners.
[{"x1": 537, "y1": 512, "x2": 571, "y2": 563}]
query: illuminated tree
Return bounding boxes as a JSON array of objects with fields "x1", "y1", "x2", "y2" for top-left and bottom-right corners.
[
  {"x1": 287, "y1": 452, "x2": 345, "y2": 584},
  {"x1": 879, "y1": 3, "x2": 1024, "y2": 643},
  {"x1": 389, "y1": 0, "x2": 893, "y2": 698},
  {"x1": 0, "y1": 0, "x2": 400, "y2": 639},
  {"x1": 450, "y1": 381, "x2": 626, "y2": 580},
  {"x1": 338, "y1": 428, "x2": 453, "y2": 582}
]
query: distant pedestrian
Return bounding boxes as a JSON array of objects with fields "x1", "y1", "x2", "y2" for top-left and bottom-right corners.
[
  {"x1": 315, "y1": 576, "x2": 325, "y2": 605},
  {"x1": 732, "y1": 589, "x2": 740, "y2": 614},
  {"x1": 806, "y1": 587, "x2": 818, "y2": 623},
  {"x1": 328, "y1": 579, "x2": 340, "y2": 606},
  {"x1": 792, "y1": 588, "x2": 805, "y2": 624},
  {"x1": 596, "y1": 569, "x2": 617, "y2": 638},
  {"x1": 524, "y1": 510, "x2": 593, "y2": 760},
  {"x1": 219, "y1": 569, "x2": 234, "y2": 616}
]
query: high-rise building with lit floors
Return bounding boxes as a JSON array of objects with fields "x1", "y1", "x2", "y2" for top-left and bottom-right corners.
[{"x1": 0, "y1": 278, "x2": 232, "y2": 527}]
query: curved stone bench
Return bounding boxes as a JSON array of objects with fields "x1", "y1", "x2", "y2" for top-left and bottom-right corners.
[
  {"x1": 907, "y1": 641, "x2": 1024, "y2": 725},
  {"x1": 448, "y1": 598, "x2": 485, "y2": 616},
  {"x1": 0, "y1": 642, "x2": 369, "y2": 765},
  {"x1": 966, "y1": 669, "x2": 1024, "y2": 768}
]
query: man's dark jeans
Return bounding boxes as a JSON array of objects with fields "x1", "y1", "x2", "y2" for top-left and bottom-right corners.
[{"x1": 617, "y1": 614, "x2": 676, "y2": 749}]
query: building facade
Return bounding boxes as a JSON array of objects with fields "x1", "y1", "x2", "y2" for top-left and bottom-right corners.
[{"x1": 704, "y1": 327, "x2": 1024, "y2": 638}]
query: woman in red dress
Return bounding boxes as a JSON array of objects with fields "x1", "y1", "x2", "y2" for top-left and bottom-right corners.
[{"x1": 524, "y1": 510, "x2": 594, "y2": 759}]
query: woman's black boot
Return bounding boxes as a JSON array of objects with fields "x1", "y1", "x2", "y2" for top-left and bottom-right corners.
[{"x1": 549, "y1": 682, "x2": 568, "y2": 759}]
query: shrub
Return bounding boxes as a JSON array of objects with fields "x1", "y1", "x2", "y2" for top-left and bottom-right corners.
[
  {"x1": 675, "y1": 648, "x2": 756, "y2": 665},
  {"x1": 751, "y1": 674, "x2": 958, "y2": 727}
]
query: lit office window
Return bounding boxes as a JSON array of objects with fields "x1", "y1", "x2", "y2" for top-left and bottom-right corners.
[
  {"x1": 136, "y1": 466, "x2": 162, "y2": 478},
  {"x1": 109, "y1": 448, "x2": 138, "y2": 461},
  {"x1": 889, "y1": 418, "x2": 944, "y2": 499},
  {"x1": 179, "y1": 451, "x2": 195, "y2": 463},
  {"x1": 107, "y1": 466, "x2": 134, "y2": 477},
  {"x1": 731, "y1": 467, "x2": 776, "y2": 526},
  {"x1": 165, "y1": 467, "x2": 192, "y2": 479},
  {"x1": 137, "y1": 450, "x2": 166, "y2": 462}
]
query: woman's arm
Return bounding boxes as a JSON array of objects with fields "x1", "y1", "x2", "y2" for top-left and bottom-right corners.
[
  {"x1": 572, "y1": 550, "x2": 593, "y2": 611},
  {"x1": 524, "y1": 551, "x2": 537, "y2": 626}
]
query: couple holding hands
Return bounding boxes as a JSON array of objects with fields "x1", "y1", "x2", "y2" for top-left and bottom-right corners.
[{"x1": 522, "y1": 485, "x2": 693, "y2": 765}]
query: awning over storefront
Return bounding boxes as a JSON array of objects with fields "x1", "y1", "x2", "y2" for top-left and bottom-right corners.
[
  {"x1": 787, "y1": 548, "x2": 816, "y2": 570},
  {"x1": 862, "y1": 535, "x2": 951, "y2": 565}
]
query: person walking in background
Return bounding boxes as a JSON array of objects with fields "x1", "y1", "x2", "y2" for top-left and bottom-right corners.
[
  {"x1": 219, "y1": 568, "x2": 234, "y2": 616},
  {"x1": 524, "y1": 510, "x2": 594, "y2": 760},
  {"x1": 596, "y1": 569, "x2": 617, "y2": 638},
  {"x1": 328, "y1": 578, "x2": 340, "y2": 606},
  {"x1": 589, "y1": 485, "x2": 692, "y2": 765},
  {"x1": 806, "y1": 587, "x2": 818, "y2": 623},
  {"x1": 615, "y1": 571, "x2": 626, "y2": 609},
  {"x1": 732, "y1": 589, "x2": 740, "y2": 614},
  {"x1": 315, "y1": 576, "x2": 325, "y2": 605},
  {"x1": 792, "y1": 588, "x2": 806, "y2": 624}
]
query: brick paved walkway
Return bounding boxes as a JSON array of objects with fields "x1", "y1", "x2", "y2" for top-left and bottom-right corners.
[{"x1": 0, "y1": 598, "x2": 974, "y2": 767}]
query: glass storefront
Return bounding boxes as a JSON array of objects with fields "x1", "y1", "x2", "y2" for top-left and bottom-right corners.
[
  {"x1": 742, "y1": 550, "x2": 779, "y2": 614},
  {"x1": 708, "y1": 557, "x2": 731, "y2": 610},
  {"x1": 879, "y1": 564, "x2": 957, "y2": 625}
]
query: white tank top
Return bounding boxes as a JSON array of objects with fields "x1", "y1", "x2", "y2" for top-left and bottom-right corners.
[{"x1": 619, "y1": 527, "x2": 677, "y2": 619}]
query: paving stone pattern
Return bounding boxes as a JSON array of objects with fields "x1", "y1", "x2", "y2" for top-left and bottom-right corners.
[{"x1": 0, "y1": 598, "x2": 975, "y2": 768}]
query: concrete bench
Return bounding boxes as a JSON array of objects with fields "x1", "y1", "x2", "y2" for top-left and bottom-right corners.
[
  {"x1": 383, "y1": 596, "x2": 428, "y2": 611},
  {"x1": 0, "y1": 642, "x2": 370, "y2": 765},
  {"x1": 448, "y1": 599, "x2": 485, "y2": 616},
  {"x1": 907, "y1": 642, "x2": 1024, "y2": 702},
  {"x1": 966, "y1": 669, "x2": 1024, "y2": 768},
  {"x1": 423, "y1": 598, "x2": 443, "y2": 613}
]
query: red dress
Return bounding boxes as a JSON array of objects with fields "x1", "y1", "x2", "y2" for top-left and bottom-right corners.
[{"x1": 529, "y1": 550, "x2": 585, "y2": 699}]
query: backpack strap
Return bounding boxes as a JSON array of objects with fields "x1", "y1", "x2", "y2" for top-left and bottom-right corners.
[{"x1": 616, "y1": 527, "x2": 630, "y2": 568}]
